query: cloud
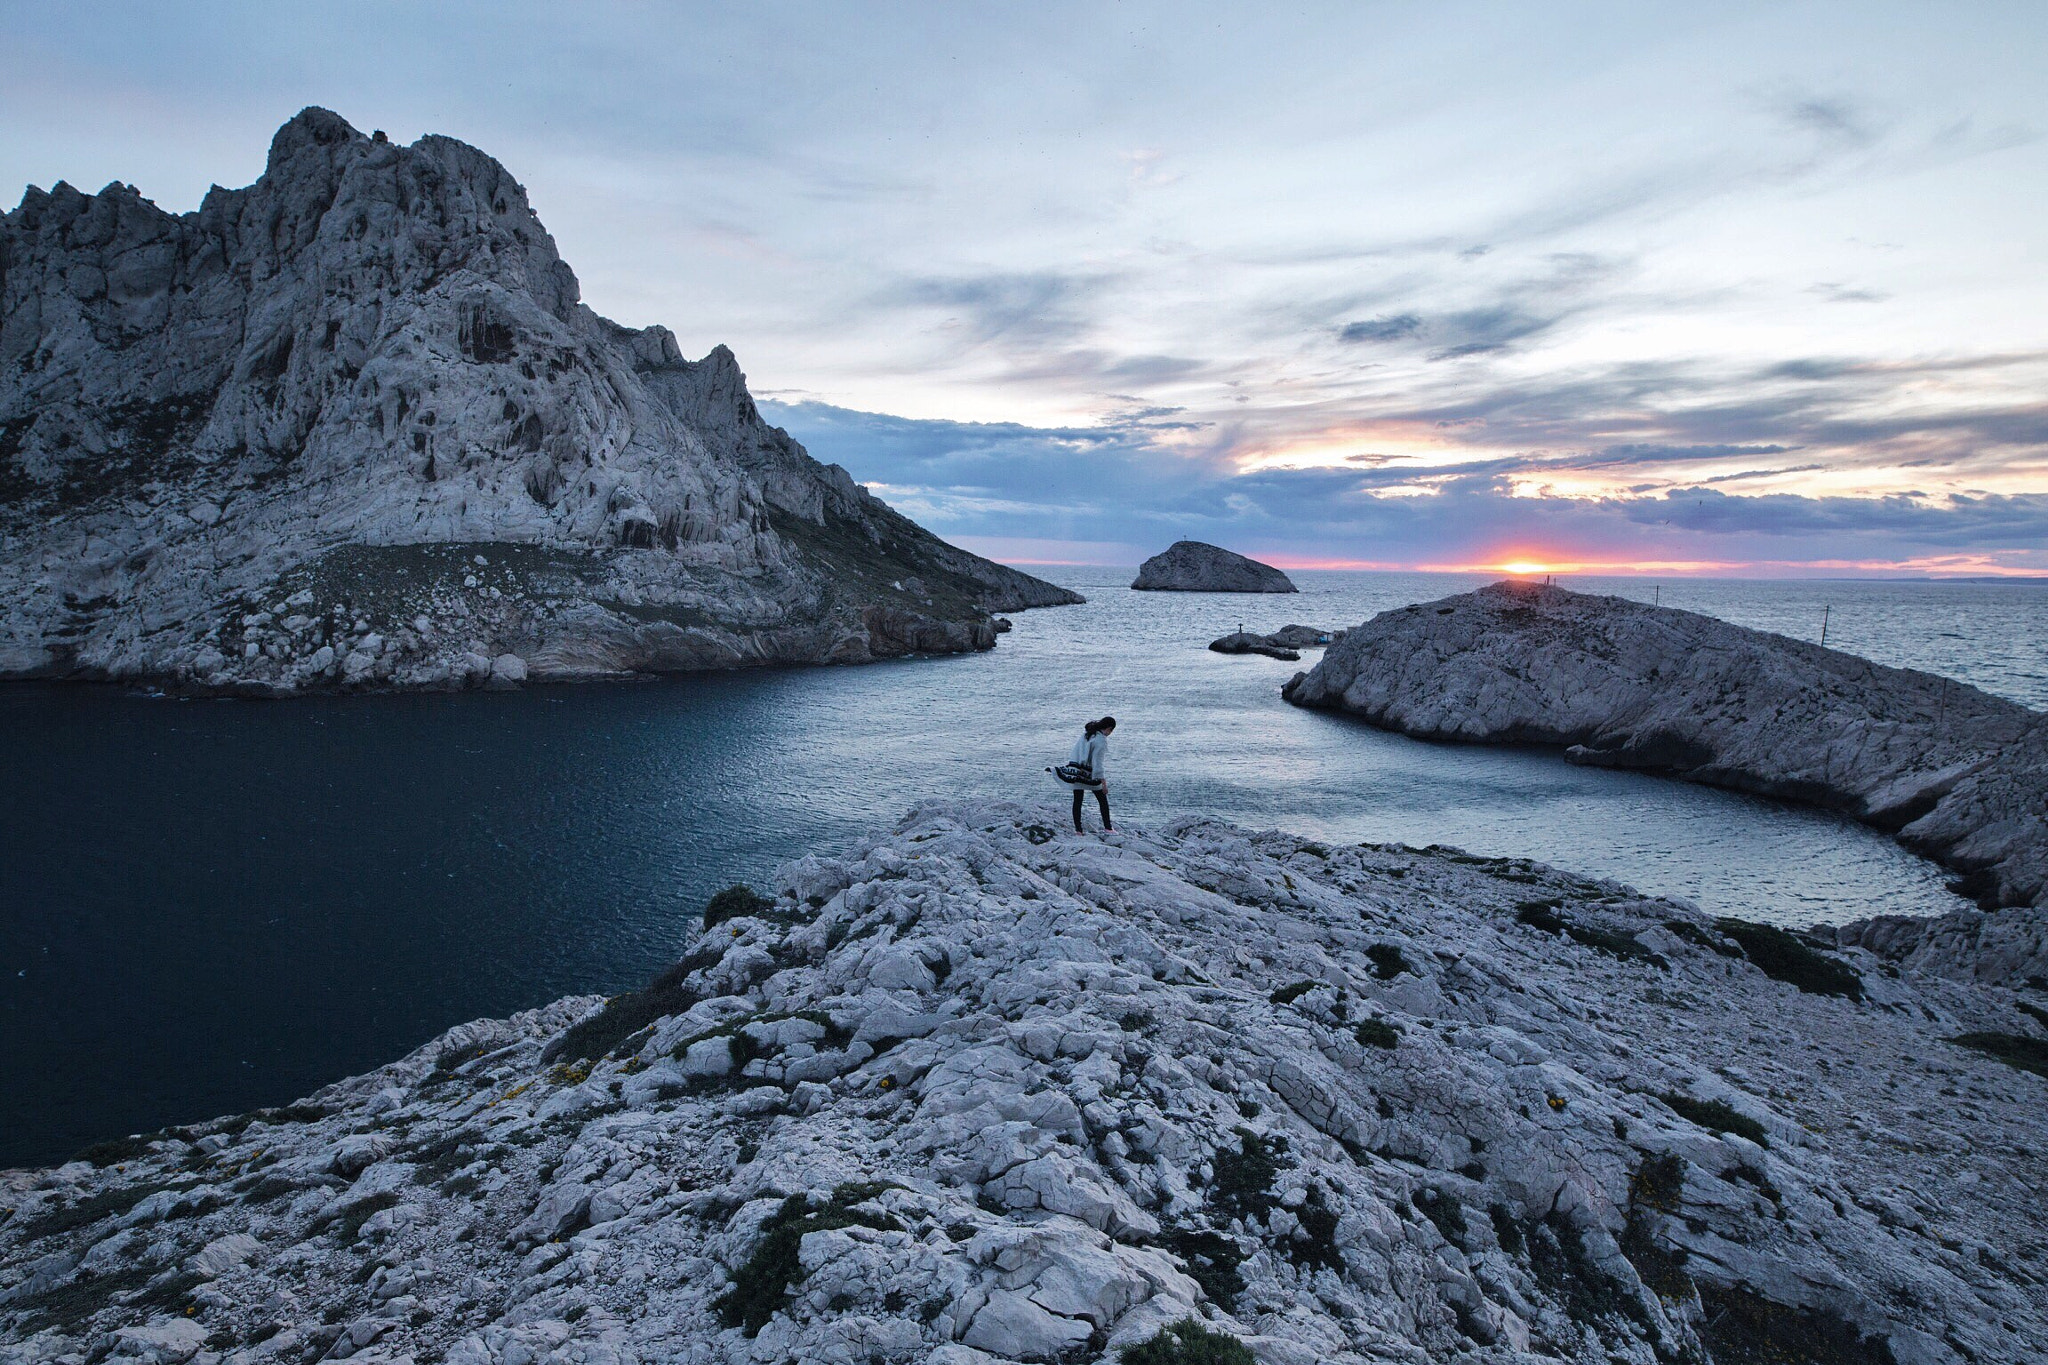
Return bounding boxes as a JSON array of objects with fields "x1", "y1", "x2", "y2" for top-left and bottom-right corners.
[
  {"x1": 1337, "y1": 314, "x2": 1421, "y2": 344},
  {"x1": 764, "y1": 399, "x2": 2048, "y2": 574},
  {"x1": 1780, "y1": 95, "x2": 1880, "y2": 145},
  {"x1": 878, "y1": 270, "x2": 1112, "y2": 347},
  {"x1": 1427, "y1": 304, "x2": 1571, "y2": 359},
  {"x1": 1808, "y1": 282, "x2": 1889, "y2": 303}
]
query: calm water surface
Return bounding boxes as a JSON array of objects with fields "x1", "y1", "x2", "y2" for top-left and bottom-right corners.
[{"x1": 3, "y1": 570, "x2": 2041, "y2": 1167}]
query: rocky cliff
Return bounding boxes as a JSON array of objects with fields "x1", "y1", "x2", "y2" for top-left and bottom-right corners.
[
  {"x1": 4, "y1": 801, "x2": 2044, "y2": 1364},
  {"x1": 0, "y1": 109, "x2": 1080, "y2": 694},
  {"x1": 1282, "y1": 581, "x2": 2048, "y2": 915},
  {"x1": 1132, "y1": 543, "x2": 1296, "y2": 593}
]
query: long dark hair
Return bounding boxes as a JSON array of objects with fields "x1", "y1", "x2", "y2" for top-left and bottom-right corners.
[{"x1": 1084, "y1": 716, "x2": 1117, "y2": 737}]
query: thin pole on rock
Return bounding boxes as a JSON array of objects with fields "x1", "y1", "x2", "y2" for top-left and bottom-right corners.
[
  {"x1": 1820, "y1": 603, "x2": 1830, "y2": 646},
  {"x1": 1653, "y1": 585, "x2": 1660, "y2": 607}
]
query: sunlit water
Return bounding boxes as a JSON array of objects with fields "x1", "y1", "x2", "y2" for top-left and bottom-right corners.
[{"x1": 3, "y1": 569, "x2": 2041, "y2": 1166}]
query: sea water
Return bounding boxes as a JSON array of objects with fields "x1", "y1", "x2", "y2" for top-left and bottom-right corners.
[{"x1": 3, "y1": 570, "x2": 2041, "y2": 1166}]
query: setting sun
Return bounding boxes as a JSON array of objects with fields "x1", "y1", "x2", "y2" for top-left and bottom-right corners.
[{"x1": 1497, "y1": 560, "x2": 1551, "y2": 576}]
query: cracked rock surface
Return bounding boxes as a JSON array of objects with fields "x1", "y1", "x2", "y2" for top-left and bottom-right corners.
[
  {"x1": 5, "y1": 801, "x2": 2045, "y2": 1364},
  {"x1": 1283, "y1": 580, "x2": 2048, "y2": 928},
  {"x1": 0, "y1": 108, "x2": 1079, "y2": 695}
]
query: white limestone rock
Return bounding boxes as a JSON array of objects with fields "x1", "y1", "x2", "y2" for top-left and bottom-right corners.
[
  {"x1": 1132, "y1": 541, "x2": 1297, "y2": 593},
  {"x1": 1283, "y1": 579, "x2": 2048, "y2": 920},
  {"x1": 0, "y1": 109, "x2": 1081, "y2": 696},
  {"x1": 2, "y1": 802, "x2": 2043, "y2": 1364}
]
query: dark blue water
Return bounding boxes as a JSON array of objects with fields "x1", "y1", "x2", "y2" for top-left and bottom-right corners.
[{"x1": 4, "y1": 570, "x2": 2041, "y2": 1168}]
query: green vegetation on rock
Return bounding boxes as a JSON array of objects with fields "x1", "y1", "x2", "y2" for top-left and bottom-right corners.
[
  {"x1": 1714, "y1": 918, "x2": 1863, "y2": 1000},
  {"x1": 1660, "y1": 1093, "x2": 1770, "y2": 1148},
  {"x1": 1949, "y1": 1031, "x2": 2048, "y2": 1079},
  {"x1": 712, "y1": 1183, "x2": 903, "y2": 1336},
  {"x1": 1120, "y1": 1318, "x2": 1257, "y2": 1365}
]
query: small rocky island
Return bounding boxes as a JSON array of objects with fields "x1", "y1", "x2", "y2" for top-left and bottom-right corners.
[
  {"x1": 1132, "y1": 542, "x2": 1297, "y2": 593},
  {"x1": 1284, "y1": 581, "x2": 2048, "y2": 914},
  {"x1": 0, "y1": 110, "x2": 1079, "y2": 695},
  {"x1": 1209, "y1": 626, "x2": 1337, "y2": 661},
  {"x1": 4, "y1": 801, "x2": 2045, "y2": 1364}
]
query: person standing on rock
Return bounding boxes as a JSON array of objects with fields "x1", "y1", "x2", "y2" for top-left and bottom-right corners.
[{"x1": 1058, "y1": 716, "x2": 1116, "y2": 833}]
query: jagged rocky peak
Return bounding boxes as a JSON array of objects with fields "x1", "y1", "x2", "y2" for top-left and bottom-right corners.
[
  {"x1": 0, "y1": 108, "x2": 1080, "y2": 693},
  {"x1": 1132, "y1": 541, "x2": 1297, "y2": 593},
  {"x1": 1284, "y1": 579, "x2": 2048, "y2": 915}
]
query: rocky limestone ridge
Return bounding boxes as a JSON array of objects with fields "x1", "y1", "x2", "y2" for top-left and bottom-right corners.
[
  {"x1": 5, "y1": 800, "x2": 2046, "y2": 1365},
  {"x1": 1132, "y1": 543, "x2": 1297, "y2": 593},
  {"x1": 1282, "y1": 580, "x2": 2048, "y2": 918},
  {"x1": 0, "y1": 109, "x2": 1081, "y2": 695}
]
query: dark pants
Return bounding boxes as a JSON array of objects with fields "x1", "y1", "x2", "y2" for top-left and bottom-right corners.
[{"x1": 1073, "y1": 786, "x2": 1110, "y2": 832}]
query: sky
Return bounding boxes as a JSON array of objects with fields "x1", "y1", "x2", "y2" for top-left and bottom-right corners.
[{"x1": 3, "y1": 1, "x2": 2045, "y2": 575}]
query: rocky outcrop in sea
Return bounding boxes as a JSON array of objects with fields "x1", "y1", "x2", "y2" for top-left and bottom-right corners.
[
  {"x1": 1209, "y1": 634, "x2": 1301, "y2": 661},
  {"x1": 1132, "y1": 543, "x2": 1296, "y2": 593},
  {"x1": 1282, "y1": 581, "x2": 2048, "y2": 917},
  {"x1": 5, "y1": 801, "x2": 2044, "y2": 1365},
  {"x1": 1209, "y1": 626, "x2": 1337, "y2": 661},
  {"x1": 0, "y1": 109, "x2": 1080, "y2": 695}
]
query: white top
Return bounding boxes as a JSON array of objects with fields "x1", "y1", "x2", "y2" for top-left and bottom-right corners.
[{"x1": 1070, "y1": 732, "x2": 1108, "y2": 780}]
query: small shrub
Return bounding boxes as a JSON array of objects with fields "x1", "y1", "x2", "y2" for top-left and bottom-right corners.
[
  {"x1": 1565, "y1": 924, "x2": 1670, "y2": 970},
  {"x1": 1209, "y1": 1129, "x2": 1285, "y2": 1223},
  {"x1": 1412, "y1": 1187, "x2": 1466, "y2": 1249},
  {"x1": 331, "y1": 1190, "x2": 403, "y2": 1241},
  {"x1": 1366, "y1": 944, "x2": 1411, "y2": 979},
  {"x1": 128, "y1": 1270, "x2": 206, "y2": 1315},
  {"x1": 1120, "y1": 1318, "x2": 1257, "y2": 1365},
  {"x1": 1663, "y1": 919, "x2": 1743, "y2": 958},
  {"x1": 1354, "y1": 1018, "x2": 1402, "y2": 1049},
  {"x1": 1516, "y1": 900, "x2": 1566, "y2": 933},
  {"x1": 1528, "y1": 1211, "x2": 1650, "y2": 1332},
  {"x1": 1697, "y1": 1285, "x2": 1900, "y2": 1365},
  {"x1": 1660, "y1": 1093, "x2": 1770, "y2": 1148},
  {"x1": 1629, "y1": 1154, "x2": 1686, "y2": 1213},
  {"x1": 1714, "y1": 918, "x2": 1863, "y2": 1000},
  {"x1": 70, "y1": 1135, "x2": 155, "y2": 1168},
  {"x1": 12, "y1": 1264, "x2": 154, "y2": 1332},
  {"x1": 1291, "y1": 1187, "x2": 1343, "y2": 1270},
  {"x1": 544, "y1": 957, "x2": 705, "y2": 1064},
  {"x1": 1489, "y1": 1203, "x2": 1524, "y2": 1255},
  {"x1": 1269, "y1": 980, "x2": 1317, "y2": 1005},
  {"x1": 406, "y1": 1131, "x2": 481, "y2": 1186},
  {"x1": 1161, "y1": 1227, "x2": 1246, "y2": 1308},
  {"x1": 1950, "y1": 1032, "x2": 2048, "y2": 1079},
  {"x1": 2016, "y1": 1000, "x2": 2048, "y2": 1030},
  {"x1": 17, "y1": 1184, "x2": 172, "y2": 1241},
  {"x1": 703, "y1": 885, "x2": 771, "y2": 929},
  {"x1": 712, "y1": 1184, "x2": 903, "y2": 1335},
  {"x1": 1725, "y1": 1163, "x2": 1782, "y2": 1204}
]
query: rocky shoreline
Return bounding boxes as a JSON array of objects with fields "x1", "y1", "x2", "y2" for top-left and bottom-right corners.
[
  {"x1": 5, "y1": 801, "x2": 2045, "y2": 1364},
  {"x1": 0, "y1": 110, "x2": 1079, "y2": 697},
  {"x1": 1282, "y1": 581, "x2": 2048, "y2": 916}
]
